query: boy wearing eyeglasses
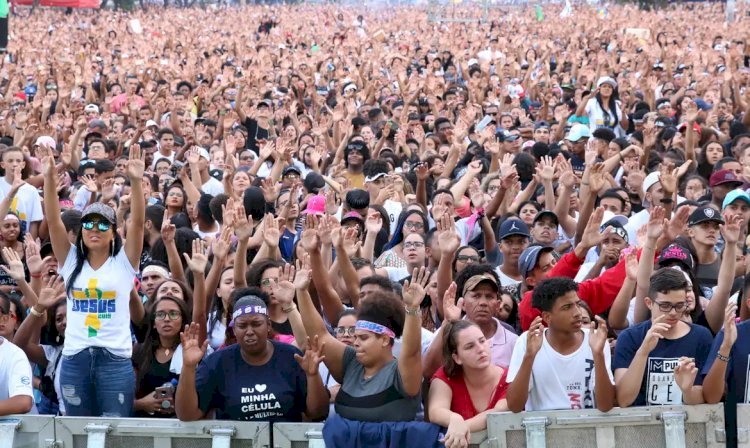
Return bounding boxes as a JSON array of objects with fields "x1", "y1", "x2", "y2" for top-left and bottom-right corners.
[{"x1": 613, "y1": 268, "x2": 713, "y2": 407}]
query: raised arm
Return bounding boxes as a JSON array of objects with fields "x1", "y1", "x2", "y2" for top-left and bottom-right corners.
[
  {"x1": 701, "y1": 213, "x2": 740, "y2": 333},
  {"x1": 301, "y1": 224, "x2": 345, "y2": 325},
  {"x1": 634, "y1": 208, "x2": 664, "y2": 324},
  {"x1": 41, "y1": 152, "x2": 71, "y2": 263},
  {"x1": 608, "y1": 251, "x2": 638, "y2": 331},
  {"x1": 399, "y1": 267, "x2": 428, "y2": 397},
  {"x1": 125, "y1": 144, "x2": 146, "y2": 267},
  {"x1": 294, "y1": 237, "x2": 348, "y2": 383}
]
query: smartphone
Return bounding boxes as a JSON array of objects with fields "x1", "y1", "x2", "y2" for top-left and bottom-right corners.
[{"x1": 475, "y1": 115, "x2": 492, "y2": 133}]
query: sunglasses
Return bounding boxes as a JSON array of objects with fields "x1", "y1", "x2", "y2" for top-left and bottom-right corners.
[{"x1": 82, "y1": 220, "x2": 112, "y2": 232}]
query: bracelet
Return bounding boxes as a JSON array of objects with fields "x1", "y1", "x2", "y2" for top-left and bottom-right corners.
[
  {"x1": 282, "y1": 305, "x2": 297, "y2": 314},
  {"x1": 405, "y1": 306, "x2": 420, "y2": 317},
  {"x1": 30, "y1": 272, "x2": 42, "y2": 278},
  {"x1": 29, "y1": 306, "x2": 45, "y2": 317},
  {"x1": 717, "y1": 352, "x2": 730, "y2": 363}
]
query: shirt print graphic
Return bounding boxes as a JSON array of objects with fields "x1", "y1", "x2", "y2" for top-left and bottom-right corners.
[
  {"x1": 71, "y1": 278, "x2": 116, "y2": 337},
  {"x1": 9, "y1": 195, "x2": 28, "y2": 233},
  {"x1": 647, "y1": 358, "x2": 682, "y2": 405},
  {"x1": 240, "y1": 384, "x2": 283, "y2": 420},
  {"x1": 568, "y1": 358, "x2": 595, "y2": 409}
]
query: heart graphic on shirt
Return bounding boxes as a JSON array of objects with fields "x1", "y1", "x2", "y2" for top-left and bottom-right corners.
[{"x1": 255, "y1": 384, "x2": 267, "y2": 393}]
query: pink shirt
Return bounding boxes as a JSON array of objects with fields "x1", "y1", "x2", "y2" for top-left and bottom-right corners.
[{"x1": 490, "y1": 317, "x2": 518, "y2": 369}]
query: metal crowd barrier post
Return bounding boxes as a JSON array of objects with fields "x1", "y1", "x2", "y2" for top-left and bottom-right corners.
[
  {"x1": 0, "y1": 415, "x2": 55, "y2": 448},
  {"x1": 734, "y1": 404, "x2": 750, "y2": 446},
  {"x1": 54, "y1": 417, "x2": 270, "y2": 448},
  {"x1": 486, "y1": 404, "x2": 725, "y2": 448}
]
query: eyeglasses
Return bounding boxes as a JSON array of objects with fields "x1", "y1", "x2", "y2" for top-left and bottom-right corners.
[
  {"x1": 240, "y1": 155, "x2": 255, "y2": 161},
  {"x1": 404, "y1": 221, "x2": 424, "y2": 230},
  {"x1": 261, "y1": 278, "x2": 278, "y2": 287},
  {"x1": 403, "y1": 241, "x2": 425, "y2": 249},
  {"x1": 653, "y1": 300, "x2": 688, "y2": 313},
  {"x1": 284, "y1": 173, "x2": 300, "y2": 180},
  {"x1": 82, "y1": 220, "x2": 112, "y2": 232},
  {"x1": 155, "y1": 310, "x2": 181, "y2": 321},
  {"x1": 457, "y1": 255, "x2": 480, "y2": 263},
  {"x1": 335, "y1": 326, "x2": 356, "y2": 337}
]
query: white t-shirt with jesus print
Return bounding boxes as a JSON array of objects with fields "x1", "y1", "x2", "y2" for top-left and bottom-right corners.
[
  {"x1": 60, "y1": 246, "x2": 137, "y2": 358},
  {"x1": 507, "y1": 328, "x2": 614, "y2": 411}
]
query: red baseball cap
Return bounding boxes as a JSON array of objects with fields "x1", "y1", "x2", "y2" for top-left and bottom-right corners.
[{"x1": 709, "y1": 169, "x2": 742, "y2": 188}]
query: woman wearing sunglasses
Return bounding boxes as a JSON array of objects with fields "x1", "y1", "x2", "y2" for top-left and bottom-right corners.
[{"x1": 42, "y1": 145, "x2": 146, "y2": 417}]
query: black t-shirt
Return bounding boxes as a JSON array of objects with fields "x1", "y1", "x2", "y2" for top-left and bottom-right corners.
[
  {"x1": 195, "y1": 341, "x2": 307, "y2": 422},
  {"x1": 243, "y1": 118, "x2": 270, "y2": 153},
  {"x1": 135, "y1": 357, "x2": 179, "y2": 418}
]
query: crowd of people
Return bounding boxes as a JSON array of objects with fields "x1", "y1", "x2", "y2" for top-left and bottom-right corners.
[{"x1": 0, "y1": 0, "x2": 750, "y2": 446}]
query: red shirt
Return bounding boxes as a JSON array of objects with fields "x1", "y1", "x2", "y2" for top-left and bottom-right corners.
[
  {"x1": 431, "y1": 367, "x2": 509, "y2": 420},
  {"x1": 518, "y1": 250, "x2": 629, "y2": 331}
]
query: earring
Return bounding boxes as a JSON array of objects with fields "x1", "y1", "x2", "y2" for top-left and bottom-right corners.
[{"x1": 110, "y1": 240, "x2": 115, "y2": 256}]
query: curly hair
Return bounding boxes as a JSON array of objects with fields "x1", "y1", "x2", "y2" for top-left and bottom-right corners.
[
  {"x1": 356, "y1": 291, "x2": 405, "y2": 341},
  {"x1": 531, "y1": 277, "x2": 578, "y2": 312}
]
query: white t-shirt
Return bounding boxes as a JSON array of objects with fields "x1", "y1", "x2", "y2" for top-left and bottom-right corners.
[
  {"x1": 507, "y1": 328, "x2": 614, "y2": 411},
  {"x1": 384, "y1": 266, "x2": 410, "y2": 282},
  {"x1": 151, "y1": 151, "x2": 175, "y2": 169},
  {"x1": 73, "y1": 187, "x2": 93, "y2": 212},
  {"x1": 0, "y1": 178, "x2": 43, "y2": 234},
  {"x1": 394, "y1": 327, "x2": 435, "y2": 358},
  {"x1": 584, "y1": 98, "x2": 625, "y2": 138},
  {"x1": 60, "y1": 246, "x2": 137, "y2": 358},
  {"x1": 201, "y1": 177, "x2": 224, "y2": 196},
  {"x1": 0, "y1": 338, "x2": 34, "y2": 411},
  {"x1": 207, "y1": 311, "x2": 227, "y2": 351}
]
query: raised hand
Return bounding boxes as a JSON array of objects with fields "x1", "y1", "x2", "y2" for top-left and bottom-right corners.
[
  {"x1": 36, "y1": 275, "x2": 66, "y2": 310},
  {"x1": 365, "y1": 210, "x2": 383, "y2": 235},
  {"x1": 646, "y1": 206, "x2": 666, "y2": 241},
  {"x1": 25, "y1": 239, "x2": 48, "y2": 276},
  {"x1": 127, "y1": 144, "x2": 146, "y2": 179},
  {"x1": 659, "y1": 162, "x2": 677, "y2": 196},
  {"x1": 294, "y1": 335, "x2": 326, "y2": 377},
  {"x1": 588, "y1": 316, "x2": 609, "y2": 354},
  {"x1": 213, "y1": 226, "x2": 233, "y2": 262},
  {"x1": 414, "y1": 162, "x2": 430, "y2": 181},
  {"x1": 161, "y1": 209, "x2": 176, "y2": 243},
  {"x1": 402, "y1": 267, "x2": 429, "y2": 308},
  {"x1": 180, "y1": 323, "x2": 208, "y2": 368},
  {"x1": 579, "y1": 206, "x2": 610, "y2": 249},
  {"x1": 0, "y1": 247, "x2": 26, "y2": 281},
  {"x1": 300, "y1": 228, "x2": 321, "y2": 252},
  {"x1": 262, "y1": 213, "x2": 282, "y2": 248},
  {"x1": 625, "y1": 250, "x2": 638, "y2": 281},
  {"x1": 80, "y1": 175, "x2": 98, "y2": 193},
  {"x1": 293, "y1": 255, "x2": 313, "y2": 290},
  {"x1": 443, "y1": 282, "x2": 463, "y2": 323},
  {"x1": 526, "y1": 316, "x2": 544, "y2": 357},
  {"x1": 183, "y1": 238, "x2": 208, "y2": 274},
  {"x1": 234, "y1": 203, "x2": 254, "y2": 240},
  {"x1": 275, "y1": 263, "x2": 297, "y2": 308},
  {"x1": 437, "y1": 212, "x2": 460, "y2": 255},
  {"x1": 537, "y1": 155, "x2": 555, "y2": 183},
  {"x1": 721, "y1": 301, "x2": 738, "y2": 352},
  {"x1": 722, "y1": 212, "x2": 742, "y2": 245}
]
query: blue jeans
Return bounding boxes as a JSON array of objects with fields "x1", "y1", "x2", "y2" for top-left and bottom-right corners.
[{"x1": 60, "y1": 347, "x2": 135, "y2": 417}]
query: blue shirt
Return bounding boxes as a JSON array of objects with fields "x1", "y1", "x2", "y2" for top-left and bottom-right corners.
[
  {"x1": 613, "y1": 320, "x2": 713, "y2": 406},
  {"x1": 279, "y1": 228, "x2": 297, "y2": 262},
  {"x1": 195, "y1": 341, "x2": 307, "y2": 422},
  {"x1": 701, "y1": 321, "x2": 750, "y2": 403}
]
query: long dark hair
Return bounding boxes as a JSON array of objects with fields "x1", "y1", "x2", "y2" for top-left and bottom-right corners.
[
  {"x1": 208, "y1": 266, "x2": 234, "y2": 338},
  {"x1": 40, "y1": 299, "x2": 66, "y2": 346},
  {"x1": 383, "y1": 209, "x2": 427, "y2": 251},
  {"x1": 595, "y1": 89, "x2": 620, "y2": 129},
  {"x1": 66, "y1": 222, "x2": 123, "y2": 297},
  {"x1": 133, "y1": 296, "x2": 190, "y2": 397}
]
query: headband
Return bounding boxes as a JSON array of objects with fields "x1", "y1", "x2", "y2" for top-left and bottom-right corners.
[
  {"x1": 142, "y1": 265, "x2": 169, "y2": 279},
  {"x1": 3, "y1": 214, "x2": 19, "y2": 223},
  {"x1": 355, "y1": 320, "x2": 396, "y2": 339}
]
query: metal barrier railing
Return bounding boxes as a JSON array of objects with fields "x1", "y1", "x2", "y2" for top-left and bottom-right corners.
[
  {"x1": 0, "y1": 405, "x2": 732, "y2": 448},
  {"x1": 487, "y1": 404, "x2": 726, "y2": 448}
]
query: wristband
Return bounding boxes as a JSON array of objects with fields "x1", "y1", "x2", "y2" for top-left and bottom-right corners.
[
  {"x1": 29, "y1": 306, "x2": 45, "y2": 317},
  {"x1": 30, "y1": 272, "x2": 43, "y2": 278},
  {"x1": 405, "y1": 306, "x2": 420, "y2": 317}
]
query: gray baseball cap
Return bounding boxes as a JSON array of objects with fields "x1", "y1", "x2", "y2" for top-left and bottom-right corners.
[{"x1": 81, "y1": 203, "x2": 116, "y2": 225}]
